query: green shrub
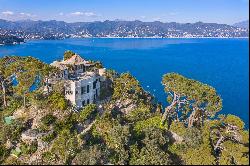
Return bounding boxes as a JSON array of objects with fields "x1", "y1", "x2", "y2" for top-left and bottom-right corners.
[
  {"x1": 64, "y1": 50, "x2": 75, "y2": 60},
  {"x1": 20, "y1": 141, "x2": 38, "y2": 155},
  {"x1": 3, "y1": 98, "x2": 22, "y2": 117},
  {"x1": 53, "y1": 114, "x2": 76, "y2": 133},
  {"x1": 29, "y1": 91, "x2": 46, "y2": 108},
  {"x1": 11, "y1": 148, "x2": 21, "y2": 157},
  {"x1": 134, "y1": 116, "x2": 166, "y2": 135},
  {"x1": 125, "y1": 105, "x2": 153, "y2": 122},
  {"x1": 42, "y1": 151, "x2": 55, "y2": 161},
  {"x1": 48, "y1": 92, "x2": 68, "y2": 110},
  {"x1": 42, "y1": 132, "x2": 57, "y2": 143},
  {"x1": 0, "y1": 145, "x2": 9, "y2": 163},
  {"x1": 41, "y1": 114, "x2": 57, "y2": 126},
  {"x1": 79, "y1": 104, "x2": 97, "y2": 122},
  {"x1": 2, "y1": 120, "x2": 25, "y2": 142}
]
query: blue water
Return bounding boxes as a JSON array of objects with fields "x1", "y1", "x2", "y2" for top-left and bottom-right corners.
[{"x1": 0, "y1": 38, "x2": 249, "y2": 126}]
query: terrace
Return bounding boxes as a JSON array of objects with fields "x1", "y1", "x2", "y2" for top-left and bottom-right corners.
[{"x1": 68, "y1": 71, "x2": 98, "y2": 81}]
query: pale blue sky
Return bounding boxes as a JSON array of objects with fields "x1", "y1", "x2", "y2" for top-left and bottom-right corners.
[{"x1": 0, "y1": 0, "x2": 249, "y2": 24}]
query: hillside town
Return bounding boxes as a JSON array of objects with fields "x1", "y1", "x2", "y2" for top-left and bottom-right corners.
[
  {"x1": 0, "y1": 20, "x2": 249, "y2": 44},
  {"x1": 0, "y1": 34, "x2": 24, "y2": 45}
]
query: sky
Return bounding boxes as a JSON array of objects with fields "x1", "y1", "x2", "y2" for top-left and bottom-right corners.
[{"x1": 0, "y1": 0, "x2": 249, "y2": 24}]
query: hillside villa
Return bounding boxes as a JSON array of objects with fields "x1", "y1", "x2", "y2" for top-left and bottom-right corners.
[{"x1": 47, "y1": 54, "x2": 106, "y2": 109}]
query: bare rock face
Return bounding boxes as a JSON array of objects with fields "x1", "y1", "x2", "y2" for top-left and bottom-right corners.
[
  {"x1": 5, "y1": 139, "x2": 14, "y2": 149},
  {"x1": 13, "y1": 107, "x2": 28, "y2": 119},
  {"x1": 52, "y1": 109, "x2": 71, "y2": 121},
  {"x1": 21, "y1": 129, "x2": 42, "y2": 142},
  {"x1": 107, "y1": 92, "x2": 154, "y2": 115},
  {"x1": 37, "y1": 138, "x2": 49, "y2": 151},
  {"x1": 166, "y1": 131, "x2": 184, "y2": 144},
  {"x1": 111, "y1": 99, "x2": 137, "y2": 115},
  {"x1": 28, "y1": 151, "x2": 45, "y2": 165},
  {"x1": 13, "y1": 105, "x2": 71, "y2": 130},
  {"x1": 27, "y1": 139, "x2": 52, "y2": 165},
  {"x1": 13, "y1": 106, "x2": 49, "y2": 129},
  {"x1": 120, "y1": 103, "x2": 137, "y2": 115}
]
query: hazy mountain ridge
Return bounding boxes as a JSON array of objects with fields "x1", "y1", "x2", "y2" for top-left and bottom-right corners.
[
  {"x1": 0, "y1": 19, "x2": 249, "y2": 39},
  {"x1": 233, "y1": 20, "x2": 249, "y2": 29}
]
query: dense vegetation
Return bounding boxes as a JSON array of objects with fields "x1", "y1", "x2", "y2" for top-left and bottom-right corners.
[{"x1": 0, "y1": 53, "x2": 249, "y2": 165}]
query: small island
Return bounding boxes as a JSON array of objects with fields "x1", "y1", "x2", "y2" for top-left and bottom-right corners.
[{"x1": 0, "y1": 51, "x2": 249, "y2": 165}]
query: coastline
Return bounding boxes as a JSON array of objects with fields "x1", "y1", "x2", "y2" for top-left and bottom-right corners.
[
  {"x1": 0, "y1": 42, "x2": 25, "y2": 46},
  {"x1": 26, "y1": 36, "x2": 250, "y2": 41},
  {"x1": 85, "y1": 36, "x2": 249, "y2": 39},
  {"x1": 1, "y1": 36, "x2": 248, "y2": 46}
]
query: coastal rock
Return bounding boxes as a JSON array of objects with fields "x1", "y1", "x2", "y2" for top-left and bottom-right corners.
[{"x1": 167, "y1": 131, "x2": 184, "y2": 144}]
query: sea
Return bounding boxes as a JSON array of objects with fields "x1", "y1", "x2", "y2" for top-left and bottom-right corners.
[{"x1": 0, "y1": 38, "x2": 249, "y2": 127}]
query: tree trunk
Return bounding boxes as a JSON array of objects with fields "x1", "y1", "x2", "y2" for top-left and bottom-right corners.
[
  {"x1": 23, "y1": 93, "x2": 26, "y2": 108},
  {"x1": 1, "y1": 81, "x2": 7, "y2": 107},
  {"x1": 176, "y1": 110, "x2": 179, "y2": 121},
  {"x1": 176, "y1": 101, "x2": 182, "y2": 122},
  {"x1": 161, "y1": 93, "x2": 178, "y2": 124},
  {"x1": 214, "y1": 135, "x2": 224, "y2": 151},
  {"x1": 45, "y1": 78, "x2": 50, "y2": 94},
  {"x1": 201, "y1": 110, "x2": 204, "y2": 126},
  {"x1": 1, "y1": 74, "x2": 15, "y2": 108},
  {"x1": 188, "y1": 110, "x2": 196, "y2": 127}
]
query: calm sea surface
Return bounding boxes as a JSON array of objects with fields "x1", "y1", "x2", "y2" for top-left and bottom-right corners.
[{"x1": 0, "y1": 38, "x2": 249, "y2": 126}]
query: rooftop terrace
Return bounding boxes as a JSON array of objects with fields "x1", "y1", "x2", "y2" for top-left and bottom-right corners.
[{"x1": 68, "y1": 71, "x2": 98, "y2": 81}]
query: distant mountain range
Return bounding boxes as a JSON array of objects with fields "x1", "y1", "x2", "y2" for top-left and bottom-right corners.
[
  {"x1": 0, "y1": 19, "x2": 249, "y2": 42},
  {"x1": 233, "y1": 20, "x2": 249, "y2": 29}
]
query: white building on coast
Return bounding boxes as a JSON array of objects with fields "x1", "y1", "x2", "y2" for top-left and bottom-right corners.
[{"x1": 48, "y1": 54, "x2": 106, "y2": 109}]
